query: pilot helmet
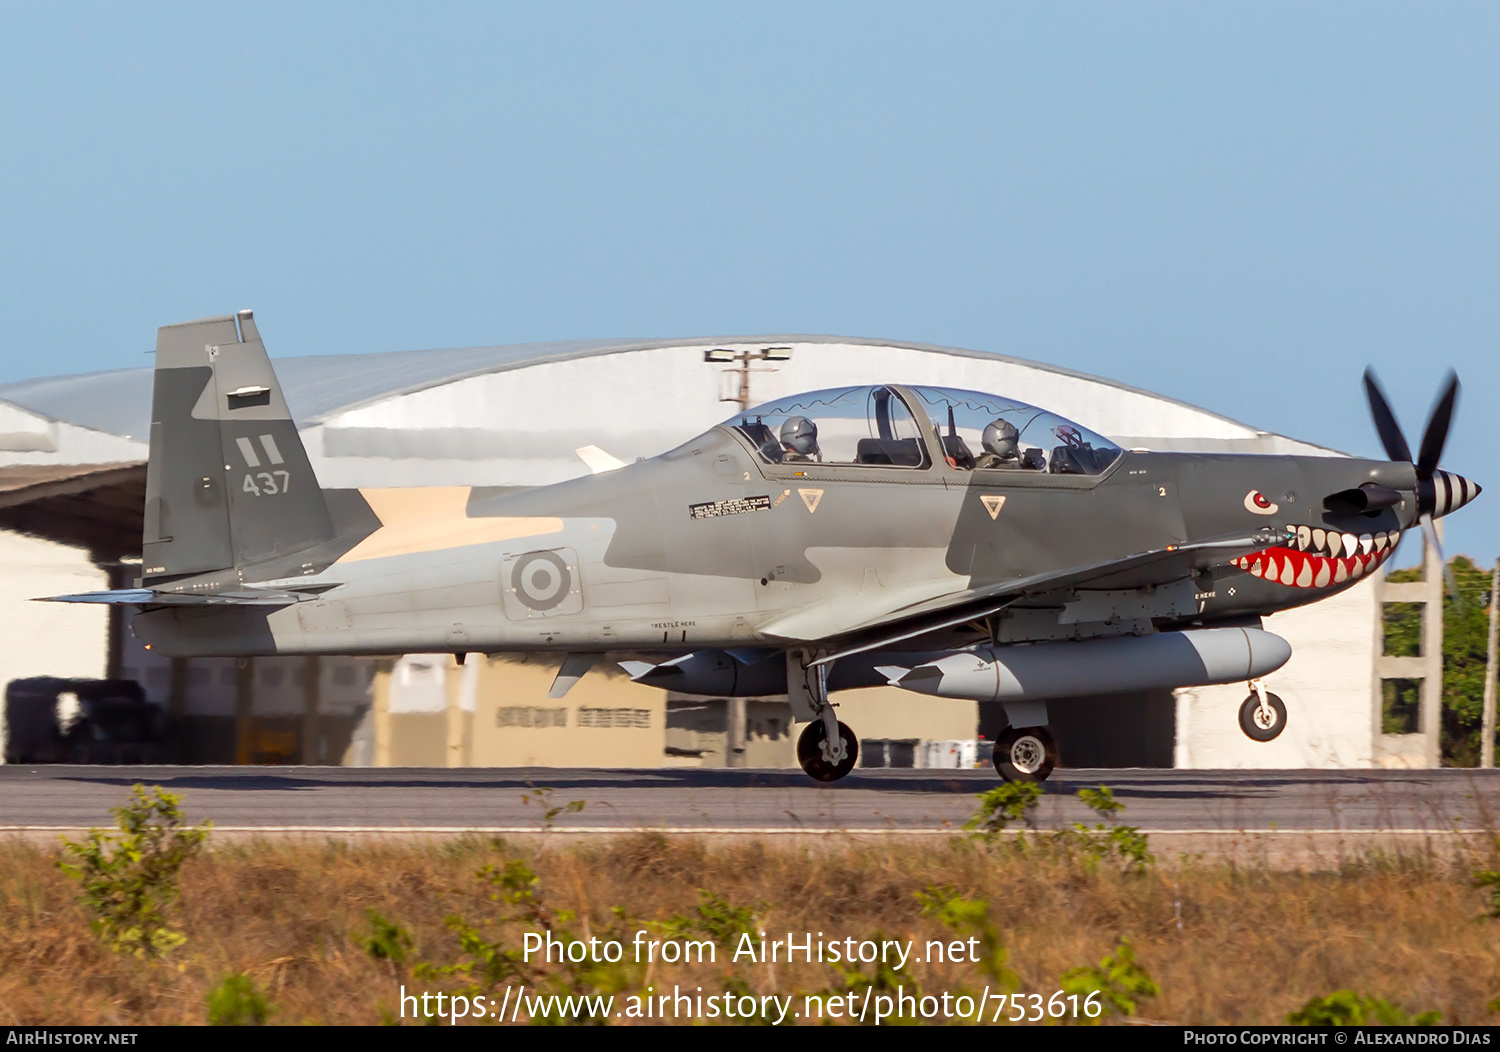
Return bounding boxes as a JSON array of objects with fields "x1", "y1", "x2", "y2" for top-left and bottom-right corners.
[
  {"x1": 780, "y1": 416, "x2": 819, "y2": 455},
  {"x1": 982, "y1": 418, "x2": 1020, "y2": 460}
]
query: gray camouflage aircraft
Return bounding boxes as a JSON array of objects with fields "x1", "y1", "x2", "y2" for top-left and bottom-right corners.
[{"x1": 46, "y1": 312, "x2": 1482, "y2": 782}]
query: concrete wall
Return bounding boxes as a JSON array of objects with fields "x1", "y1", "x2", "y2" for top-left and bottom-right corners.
[
  {"x1": 368, "y1": 654, "x2": 672, "y2": 769},
  {"x1": 370, "y1": 658, "x2": 982, "y2": 770},
  {"x1": 0, "y1": 530, "x2": 108, "y2": 761}
]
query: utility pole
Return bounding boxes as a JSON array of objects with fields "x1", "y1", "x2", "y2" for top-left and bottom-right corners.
[
  {"x1": 704, "y1": 346, "x2": 793, "y2": 412},
  {"x1": 1483, "y1": 559, "x2": 1499, "y2": 768}
]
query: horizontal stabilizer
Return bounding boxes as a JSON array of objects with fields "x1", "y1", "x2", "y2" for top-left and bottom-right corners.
[{"x1": 37, "y1": 587, "x2": 328, "y2": 607}]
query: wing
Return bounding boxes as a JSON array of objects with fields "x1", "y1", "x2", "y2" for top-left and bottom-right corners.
[{"x1": 756, "y1": 527, "x2": 1284, "y2": 666}]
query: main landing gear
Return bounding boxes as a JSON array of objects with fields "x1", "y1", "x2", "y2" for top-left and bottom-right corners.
[
  {"x1": 798, "y1": 719, "x2": 859, "y2": 782},
  {"x1": 791, "y1": 653, "x2": 859, "y2": 782},
  {"x1": 1239, "y1": 679, "x2": 1287, "y2": 742},
  {"x1": 993, "y1": 725, "x2": 1058, "y2": 783}
]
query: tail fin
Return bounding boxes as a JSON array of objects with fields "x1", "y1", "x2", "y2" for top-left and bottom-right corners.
[{"x1": 142, "y1": 311, "x2": 335, "y2": 583}]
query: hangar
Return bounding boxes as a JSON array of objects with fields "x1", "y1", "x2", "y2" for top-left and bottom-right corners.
[{"x1": 0, "y1": 333, "x2": 1444, "y2": 769}]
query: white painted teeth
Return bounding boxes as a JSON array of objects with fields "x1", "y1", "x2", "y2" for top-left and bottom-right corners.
[
  {"x1": 1272, "y1": 525, "x2": 1405, "y2": 558},
  {"x1": 1234, "y1": 523, "x2": 1403, "y2": 590}
]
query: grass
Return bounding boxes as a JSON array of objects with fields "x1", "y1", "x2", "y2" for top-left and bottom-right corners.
[{"x1": 2, "y1": 828, "x2": 1499, "y2": 1024}]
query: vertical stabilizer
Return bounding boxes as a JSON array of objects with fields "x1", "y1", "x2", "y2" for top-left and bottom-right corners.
[{"x1": 142, "y1": 311, "x2": 335, "y2": 583}]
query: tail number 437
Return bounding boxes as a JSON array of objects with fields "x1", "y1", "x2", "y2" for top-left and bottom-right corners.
[{"x1": 243, "y1": 471, "x2": 290, "y2": 496}]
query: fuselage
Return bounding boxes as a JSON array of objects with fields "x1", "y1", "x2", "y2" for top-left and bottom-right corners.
[{"x1": 132, "y1": 389, "x2": 1418, "y2": 660}]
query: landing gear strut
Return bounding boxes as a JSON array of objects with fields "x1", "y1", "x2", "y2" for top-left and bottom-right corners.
[
  {"x1": 1239, "y1": 680, "x2": 1286, "y2": 742},
  {"x1": 790, "y1": 654, "x2": 859, "y2": 782},
  {"x1": 993, "y1": 726, "x2": 1058, "y2": 783}
]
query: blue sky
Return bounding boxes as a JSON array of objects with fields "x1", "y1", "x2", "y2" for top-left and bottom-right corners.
[{"x1": 1, "y1": 3, "x2": 1495, "y2": 563}]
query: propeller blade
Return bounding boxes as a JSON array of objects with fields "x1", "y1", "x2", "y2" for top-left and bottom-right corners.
[
  {"x1": 1363, "y1": 368, "x2": 1413, "y2": 464},
  {"x1": 1419, "y1": 514, "x2": 1461, "y2": 601},
  {"x1": 1416, "y1": 370, "x2": 1460, "y2": 481}
]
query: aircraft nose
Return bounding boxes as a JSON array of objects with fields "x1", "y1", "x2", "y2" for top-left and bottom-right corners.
[{"x1": 1430, "y1": 470, "x2": 1481, "y2": 519}]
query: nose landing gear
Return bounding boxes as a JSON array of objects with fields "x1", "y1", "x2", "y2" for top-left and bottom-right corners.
[{"x1": 1239, "y1": 680, "x2": 1287, "y2": 742}]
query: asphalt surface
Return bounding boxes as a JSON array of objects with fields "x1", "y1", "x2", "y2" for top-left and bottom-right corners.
[{"x1": 2, "y1": 765, "x2": 1499, "y2": 833}]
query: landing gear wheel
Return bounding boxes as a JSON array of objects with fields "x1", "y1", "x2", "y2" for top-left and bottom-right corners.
[
  {"x1": 797, "y1": 720, "x2": 859, "y2": 782},
  {"x1": 1239, "y1": 691, "x2": 1287, "y2": 742},
  {"x1": 993, "y1": 726, "x2": 1057, "y2": 783}
]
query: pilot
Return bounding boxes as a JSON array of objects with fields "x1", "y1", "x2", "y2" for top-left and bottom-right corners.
[
  {"x1": 780, "y1": 416, "x2": 820, "y2": 462},
  {"x1": 972, "y1": 418, "x2": 1025, "y2": 469}
]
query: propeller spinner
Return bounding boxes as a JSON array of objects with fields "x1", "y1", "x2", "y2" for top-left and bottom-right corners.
[{"x1": 1362, "y1": 368, "x2": 1481, "y2": 596}]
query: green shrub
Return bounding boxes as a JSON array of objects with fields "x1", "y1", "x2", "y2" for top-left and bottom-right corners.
[
  {"x1": 57, "y1": 784, "x2": 211, "y2": 958},
  {"x1": 1058, "y1": 786, "x2": 1152, "y2": 872},
  {"x1": 361, "y1": 909, "x2": 415, "y2": 965},
  {"x1": 1288, "y1": 990, "x2": 1440, "y2": 1026},
  {"x1": 206, "y1": 973, "x2": 272, "y2": 1025},
  {"x1": 965, "y1": 782, "x2": 1042, "y2": 840},
  {"x1": 1058, "y1": 938, "x2": 1159, "y2": 1024}
]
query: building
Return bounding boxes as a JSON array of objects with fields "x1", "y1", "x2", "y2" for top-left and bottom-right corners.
[{"x1": 0, "y1": 333, "x2": 1442, "y2": 769}]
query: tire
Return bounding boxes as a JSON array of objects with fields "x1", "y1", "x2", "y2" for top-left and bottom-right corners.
[
  {"x1": 797, "y1": 720, "x2": 859, "y2": 782},
  {"x1": 1239, "y1": 691, "x2": 1287, "y2": 742},
  {"x1": 993, "y1": 726, "x2": 1057, "y2": 783}
]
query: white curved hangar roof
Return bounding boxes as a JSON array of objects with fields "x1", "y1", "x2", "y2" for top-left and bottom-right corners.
[{"x1": 0, "y1": 334, "x2": 1339, "y2": 486}]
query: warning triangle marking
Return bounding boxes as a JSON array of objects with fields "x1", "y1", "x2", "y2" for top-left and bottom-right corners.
[
  {"x1": 980, "y1": 494, "x2": 1006, "y2": 520},
  {"x1": 798, "y1": 488, "x2": 824, "y2": 514}
]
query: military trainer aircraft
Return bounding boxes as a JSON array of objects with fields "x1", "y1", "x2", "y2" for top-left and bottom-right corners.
[{"x1": 46, "y1": 312, "x2": 1481, "y2": 783}]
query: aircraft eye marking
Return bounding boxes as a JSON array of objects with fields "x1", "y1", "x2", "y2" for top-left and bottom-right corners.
[{"x1": 1243, "y1": 490, "x2": 1279, "y2": 515}]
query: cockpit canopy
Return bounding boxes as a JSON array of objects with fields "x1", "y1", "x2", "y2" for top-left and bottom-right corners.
[{"x1": 723, "y1": 384, "x2": 1121, "y2": 476}]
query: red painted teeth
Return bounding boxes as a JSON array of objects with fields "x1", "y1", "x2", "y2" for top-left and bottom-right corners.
[{"x1": 1233, "y1": 525, "x2": 1401, "y2": 589}]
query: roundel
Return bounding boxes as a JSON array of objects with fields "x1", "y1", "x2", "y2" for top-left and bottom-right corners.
[{"x1": 510, "y1": 550, "x2": 572, "y2": 611}]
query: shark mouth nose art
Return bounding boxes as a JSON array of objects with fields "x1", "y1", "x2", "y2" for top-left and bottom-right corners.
[{"x1": 1232, "y1": 525, "x2": 1401, "y2": 589}]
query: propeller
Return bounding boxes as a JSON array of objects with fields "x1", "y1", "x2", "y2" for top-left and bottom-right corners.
[{"x1": 1362, "y1": 368, "x2": 1465, "y2": 598}]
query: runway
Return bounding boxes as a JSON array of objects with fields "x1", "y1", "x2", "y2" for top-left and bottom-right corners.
[{"x1": 2, "y1": 765, "x2": 1499, "y2": 835}]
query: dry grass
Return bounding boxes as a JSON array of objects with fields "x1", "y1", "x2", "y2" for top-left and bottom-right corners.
[{"x1": 2, "y1": 828, "x2": 1499, "y2": 1025}]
